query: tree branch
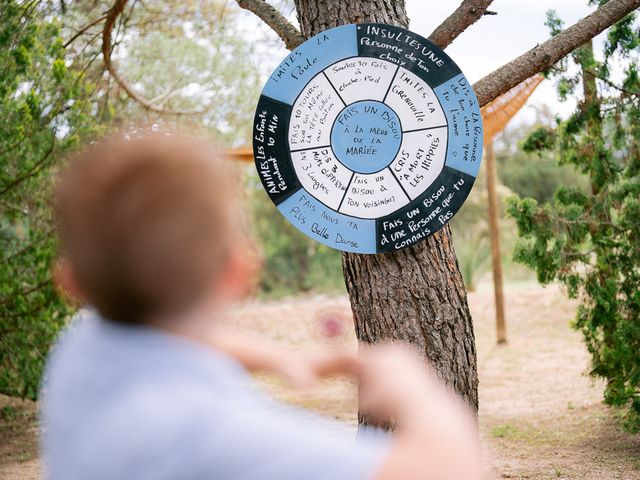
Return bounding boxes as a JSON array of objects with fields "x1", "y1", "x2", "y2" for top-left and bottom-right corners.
[
  {"x1": 236, "y1": 0, "x2": 304, "y2": 50},
  {"x1": 0, "y1": 279, "x2": 50, "y2": 308},
  {"x1": 0, "y1": 139, "x2": 55, "y2": 197},
  {"x1": 1, "y1": 225, "x2": 57, "y2": 265},
  {"x1": 64, "y1": 14, "x2": 108, "y2": 48},
  {"x1": 585, "y1": 67, "x2": 640, "y2": 96},
  {"x1": 473, "y1": 0, "x2": 640, "y2": 107},
  {"x1": 102, "y1": 0, "x2": 203, "y2": 115},
  {"x1": 428, "y1": 0, "x2": 495, "y2": 49}
]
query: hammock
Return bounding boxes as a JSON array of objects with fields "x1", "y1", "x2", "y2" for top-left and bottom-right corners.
[{"x1": 481, "y1": 74, "x2": 544, "y2": 144}]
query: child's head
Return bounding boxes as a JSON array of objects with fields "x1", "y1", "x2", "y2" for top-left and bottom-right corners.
[{"x1": 55, "y1": 132, "x2": 252, "y2": 325}]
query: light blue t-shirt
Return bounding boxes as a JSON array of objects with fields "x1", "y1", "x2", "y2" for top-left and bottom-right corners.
[{"x1": 40, "y1": 314, "x2": 388, "y2": 480}]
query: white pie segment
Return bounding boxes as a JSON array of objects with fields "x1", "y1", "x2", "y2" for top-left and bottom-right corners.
[
  {"x1": 339, "y1": 169, "x2": 410, "y2": 219},
  {"x1": 389, "y1": 126, "x2": 448, "y2": 199},
  {"x1": 384, "y1": 67, "x2": 446, "y2": 132},
  {"x1": 289, "y1": 74, "x2": 343, "y2": 151},
  {"x1": 291, "y1": 147, "x2": 353, "y2": 210},
  {"x1": 323, "y1": 58, "x2": 398, "y2": 104}
]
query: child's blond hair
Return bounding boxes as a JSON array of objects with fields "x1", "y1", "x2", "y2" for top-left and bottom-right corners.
[{"x1": 55, "y1": 132, "x2": 239, "y2": 323}]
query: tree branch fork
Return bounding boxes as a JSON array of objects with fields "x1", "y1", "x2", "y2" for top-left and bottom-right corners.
[
  {"x1": 237, "y1": 0, "x2": 640, "y2": 107},
  {"x1": 64, "y1": 0, "x2": 206, "y2": 115}
]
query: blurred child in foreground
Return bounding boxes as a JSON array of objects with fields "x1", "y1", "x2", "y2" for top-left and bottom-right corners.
[{"x1": 41, "y1": 133, "x2": 482, "y2": 480}]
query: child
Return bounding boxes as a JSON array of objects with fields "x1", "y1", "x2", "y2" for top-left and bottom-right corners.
[{"x1": 42, "y1": 133, "x2": 482, "y2": 480}]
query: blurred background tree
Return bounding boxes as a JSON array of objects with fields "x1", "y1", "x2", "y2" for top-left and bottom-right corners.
[
  {"x1": 61, "y1": 0, "x2": 266, "y2": 145},
  {"x1": 496, "y1": 106, "x2": 590, "y2": 204},
  {"x1": 508, "y1": 6, "x2": 640, "y2": 431},
  {"x1": 0, "y1": 1, "x2": 98, "y2": 398}
]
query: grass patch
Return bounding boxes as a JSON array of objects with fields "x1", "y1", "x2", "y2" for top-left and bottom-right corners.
[{"x1": 491, "y1": 424, "x2": 519, "y2": 438}]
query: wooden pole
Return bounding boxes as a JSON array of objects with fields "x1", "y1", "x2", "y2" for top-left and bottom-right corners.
[{"x1": 485, "y1": 140, "x2": 507, "y2": 344}]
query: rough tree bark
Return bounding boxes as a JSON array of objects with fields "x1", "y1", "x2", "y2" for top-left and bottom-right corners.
[
  {"x1": 428, "y1": 0, "x2": 495, "y2": 49},
  {"x1": 237, "y1": 0, "x2": 304, "y2": 49},
  {"x1": 292, "y1": 0, "x2": 480, "y2": 422}
]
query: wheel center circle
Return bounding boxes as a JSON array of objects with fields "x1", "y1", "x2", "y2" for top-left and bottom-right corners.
[{"x1": 330, "y1": 100, "x2": 402, "y2": 174}]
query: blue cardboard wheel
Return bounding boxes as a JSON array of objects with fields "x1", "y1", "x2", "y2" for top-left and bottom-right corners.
[{"x1": 253, "y1": 23, "x2": 483, "y2": 254}]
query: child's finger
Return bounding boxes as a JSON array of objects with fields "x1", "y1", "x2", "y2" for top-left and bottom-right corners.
[{"x1": 313, "y1": 351, "x2": 362, "y2": 377}]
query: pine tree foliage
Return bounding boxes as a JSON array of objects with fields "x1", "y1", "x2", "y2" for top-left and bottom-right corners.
[
  {"x1": 508, "y1": 5, "x2": 640, "y2": 432},
  {"x1": 0, "y1": 1, "x2": 98, "y2": 399}
]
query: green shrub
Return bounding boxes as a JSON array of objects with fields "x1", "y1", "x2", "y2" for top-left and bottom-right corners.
[
  {"x1": 0, "y1": 2, "x2": 96, "y2": 399},
  {"x1": 508, "y1": 9, "x2": 640, "y2": 432}
]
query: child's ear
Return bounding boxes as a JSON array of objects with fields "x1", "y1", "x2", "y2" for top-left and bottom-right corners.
[
  {"x1": 215, "y1": 243, "x2": 261, "y2": 302},
  {"x1": 53, "y1": 258, "x2": 86, "y2": 304}
]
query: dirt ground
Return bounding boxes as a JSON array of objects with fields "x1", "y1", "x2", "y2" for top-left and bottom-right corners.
[{"x1": 2, "y1": 281, "x2": 639, "y2": 479}]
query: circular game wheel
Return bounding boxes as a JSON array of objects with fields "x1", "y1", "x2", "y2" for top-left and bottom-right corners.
[{"x1": 253, "y1": 23, "x2": 483, "y2": 254}]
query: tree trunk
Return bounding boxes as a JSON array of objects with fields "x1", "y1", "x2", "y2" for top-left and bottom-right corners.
[
  {"x1": 342, "y1": 226, "x2": 478, "y2": 425},
  {"x1": 293, "y1": 0, "x2": 479, "y2": 423}
]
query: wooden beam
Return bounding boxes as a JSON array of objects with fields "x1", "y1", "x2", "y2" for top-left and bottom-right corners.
[
  {"x1": 225, "y1": 147, "x2": 254, "y2": 163},
  {"x1": 484, "y1": 140, "x2": 507, "y2": 344}
]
